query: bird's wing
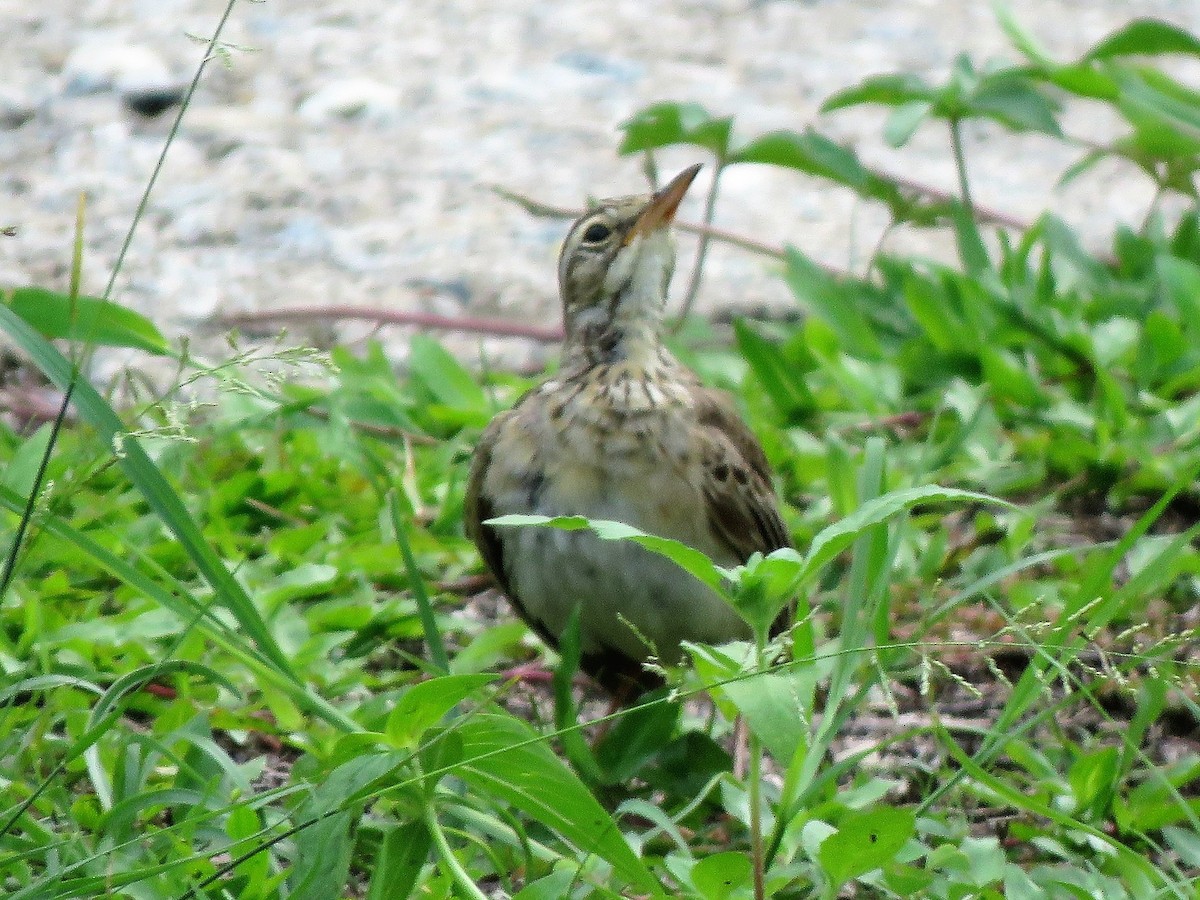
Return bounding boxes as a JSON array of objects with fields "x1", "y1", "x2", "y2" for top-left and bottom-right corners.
[
  {"x1": 464, "y1": 410, "x2": 516, "y2": 598},
  {"x1": 691, "y1": 386, "x2": 791, "y2": 561}
]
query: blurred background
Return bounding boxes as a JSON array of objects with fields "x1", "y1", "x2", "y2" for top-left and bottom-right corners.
[{"x1": 2, "y1": 0, "x2": 1196, "y2": 375}]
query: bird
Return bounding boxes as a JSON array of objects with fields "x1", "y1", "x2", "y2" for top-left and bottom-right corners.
[{"x1": 465, "y1": 164, "x2": 790, "y2": 693}]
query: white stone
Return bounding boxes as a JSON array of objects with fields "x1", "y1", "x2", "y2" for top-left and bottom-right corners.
[
  {"x1": 298, "y1": 78, "x2": 403, "y2": 124},
  {"x1": 61, "y1": 42, "x2": 176, "y2": 96}
]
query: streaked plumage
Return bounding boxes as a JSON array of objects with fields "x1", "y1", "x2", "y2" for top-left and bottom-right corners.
[{"x1": 466, "y1": 165, "x2": 790, "y2": 691}]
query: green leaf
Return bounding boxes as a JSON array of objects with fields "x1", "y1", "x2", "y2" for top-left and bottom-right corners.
[
  {"x1": 1113, "y1": 67, "x2": 1200, "y2": 154},
  {"x1": 952, "y1": 201, "x2": 992, "y2": 274},
  {"x1": 1157, "y1": 256, "x2": 1200, "y2": 325},
  {"x1": 290, "y1": 753, "x2": 402, "y2": 899},
  {"x1": 385, "y1": 673, "x2": 496, "y2": 748},
  {"x1": 1069, "y1": 747, "x2": 1120, "y2": 819},
  {"x1": 996, "y1": 5, "x2": 1056, "y2": 67},
  {"x1": 456, "y1": 714, "x2": 665, "y2": 896},
  {"x1": 969, "y1": 76, "x2": 1062, "y2": 135},
  {"x1": 733, "y1": 319, "x2": 813, "y2": 419},
  {"x1": 719, "y1": 671, "x2": 808, "y2": 763},
  {"x1": 5, "y1": 286, "x2": 169, "y2": 354},
  {"x1": 821, "y1": 73, "x2": 934, "y2": 112},
  {"x1": 783, "y1": 247, "x2": 882, "y2": 359},
  {"x1": 1, "y1": 424, "x2": 53, "y2": 496},
  {"x1": 594, "y1": 691, "x2": 680, "y2": 783},
  {"x1": 818, "y1": 806, "x2": 915, "y2": 885},
  {"x1": 981, "y1": 347, "x2": 1044, "y2": 407},
  {"x1": 619, "y1": 102, "x2": 732, "y2": 157},
  {"x1": 1084, "y1": 19, "x2": 1200, "y2": 60},
  {"x1": 902, "y1": 271, "x2": 967, "y2": 353},
  {"x1": 802, "y1": 486, "x2": 1012, "y2": 583},
  {"x1": 0, "y1": 305, "x2": 359, "y2": 732},
  {"x1": 513, "y1": 869, "x2": 579, "y2": 900},
  {"x1": 408, "y1": 334, "x2": 487, "y2": 412},
  {"x1": 883, "y1": 100, "x2": 933, "y2": 147},
  {"x1": 1033, "y1": 61, "x2": 1120, "y2": 101},
  {"x1": 366, "y1": 820, "x2": 432, "y2": 900},
  {"x1": 690, "y1": 852, "x2": 753, "y2": 900},
  {"x1": 1163, "y1": 826, "x2": 1200, "y2": 867},
  {"x1": 1057, "y1": 148, "x2": 1108, "y2": 188},
  {"x1": 732, "y1": 129, "x2": 871, "y2": 192}
]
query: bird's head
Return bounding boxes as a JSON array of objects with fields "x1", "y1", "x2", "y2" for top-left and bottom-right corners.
[{"x1": 557, "y1": 165, "x2": 700, "y2": 358}]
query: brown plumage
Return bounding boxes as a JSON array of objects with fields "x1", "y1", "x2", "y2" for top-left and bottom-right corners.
[{"x1": 465, "y1": 166, "x2": 790, "y2": 692}]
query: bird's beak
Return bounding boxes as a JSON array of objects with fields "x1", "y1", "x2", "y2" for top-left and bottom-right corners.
[{"x1": 623, "y1": 164, "x2": 702, "y2": 246}]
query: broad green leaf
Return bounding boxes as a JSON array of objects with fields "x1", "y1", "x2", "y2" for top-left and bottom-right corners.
[
  {"x1": 719, "y1": 671, "x2": 808, "y2": 764},
  {"x1": 225, "y1": 803, "x2": 271, "y2": 890},
  {"x1": 960, "y1": 836, "x2": 1006, "y2": 887},
  {"x1": 969, "y1": 76, "x2": 1062, "y2": 135},
  {"x1": 902, "y1": 272, "x2": 965, "y2": 353},
  {"x1": 456, "y1": 713, "x2": 665, "y2": 896},
  {"x1": 731, "y1": 129, "x2": 872, "y2": 192},
  {"x1": 1032, "y1": 61, "x2": 1120, "y2": 101},
  {"x1": 366, "y1": 821, "x2": 432, "y2": 900},
  {"x1": 594, "y1": 692, "x2": 680, "y2": 783},
  {"x1": 385, "y1": 673, "x2": 496, "y2": 748},
  {"x1": 1068, "y1": 747, "x2": 1120, "y2": 818},
  {"x1": 619, "y1": 102, "x2": 732, "y2": 157},
  {"x1": 821, "y1": 73, "x2": 933, "y2": 112},
  {"x1": 1003, "y1": 864, "x2": 1044, "y2": 900},
  {"x1": 1114, "y1": 67, "x2": 1200, "y2": 150},
  {"x1": 1163, "y1": 826, "x2": 1200, "y2": 866},
  {"x1": 5, "y1": 286, "x2": 170, "y2": 354},
  {"x1": 513, "y1": 869, "x2": 578, "y2": 900},
  {"x1": 690, "y1": 852, "x2": 753, "y2": 900},
  {"x1": 1084, "y1": 19, "x2": 1200, "y2": 60},
  {"x1": 802, "y1": 486, "x2": 1013, "y2": 582},
  {"x1": 1157, "y1": 256, "x2": 1200, "y2": 325},
  {"x1": 981, "y1": 347, "x2": 1044, "y2": 407},
  {"x1": 818, "y1": 806, "x2": 915, "y2": 885}
]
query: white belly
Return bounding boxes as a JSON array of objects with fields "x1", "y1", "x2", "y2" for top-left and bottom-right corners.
[{"x1": 504, "y1": 490, "x2": 749, "y2": 664}]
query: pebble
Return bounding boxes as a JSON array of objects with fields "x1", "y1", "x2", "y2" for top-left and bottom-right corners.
[
  {"x1": 60, "y1": 42, "x2": 177, "y2": 98},
  {"x1": 0, "y1": 86, "x2": 37, "y2": 130},
  {"x1": 298, "y1": 78, "x2": 404, "y2": 124}
]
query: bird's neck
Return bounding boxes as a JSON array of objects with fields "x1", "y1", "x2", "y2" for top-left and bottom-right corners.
[{"x1": 562, "y1": 302, "x2": 665, "y2": 371}]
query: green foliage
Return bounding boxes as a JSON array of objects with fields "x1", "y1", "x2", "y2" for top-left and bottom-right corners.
[
  {"x1": 2, "y1": 8, "x2": 1200, "y2": 900},
  {"x1": 3, "y1": 286, "x2": 169, "y2": 355}
]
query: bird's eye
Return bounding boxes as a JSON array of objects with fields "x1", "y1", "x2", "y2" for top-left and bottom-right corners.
[{"x1": 581, "y1": 222, "x2": 612, "y2": 244}]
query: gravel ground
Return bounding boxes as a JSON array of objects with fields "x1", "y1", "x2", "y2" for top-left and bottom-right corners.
[{"x1": 2, "y1": 0, "x2": 1197, "y2": 378}]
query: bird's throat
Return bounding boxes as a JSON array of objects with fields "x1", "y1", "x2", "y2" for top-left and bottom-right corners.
[{"x1": 564, "y1": 301, "x2": 663, "y2": 369}]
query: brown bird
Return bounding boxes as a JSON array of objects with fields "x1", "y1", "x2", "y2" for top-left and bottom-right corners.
[{"x1": 465, "y1": 165, "x2": 790, "y2": 692}]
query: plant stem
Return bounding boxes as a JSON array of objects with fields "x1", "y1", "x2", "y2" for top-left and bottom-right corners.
[
  {"x1": 748, "y1": 634, "x2": 767, "y2": 900},
  {"x1": 673, "y1": 161, "x2": 724, "y2": 332},
  {"x1": 426, "y1": 801, "x2": 490, "y2": 900},
  {"x1": 949, "y1": 118, "x2": 973, "y2": 217},
  {"x1": 748, "y1": 727, "x2": 766, "y2": 900}
]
